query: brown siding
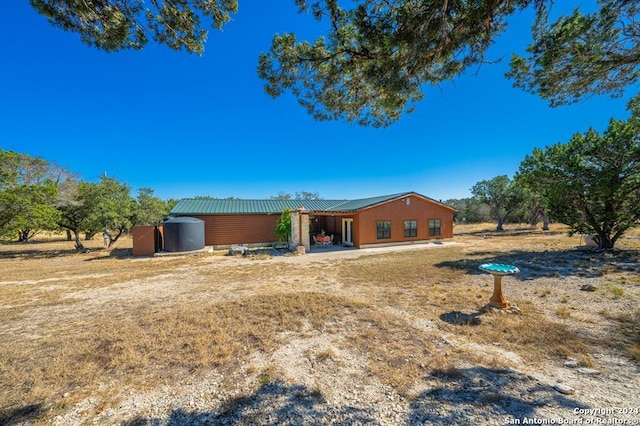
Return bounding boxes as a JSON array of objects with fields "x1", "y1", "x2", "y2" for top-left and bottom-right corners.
[
  {"x1": 132, "y1": 225, "x2": 163, "y2": 256},
  {"x1": 356, "y1": 195, "x2": 454, "y2": 247},
  {"x1": 323, "y1": 215, "x2": 341, "y2": 237},
  {"x1": 310, "y1": 214, "x2": 342, "y2": 239},
  {"x1": 191, "y1": 214, "x2": 279, "y2": 247},
  {"x1": 353, "y1": 214, "x2": 361, "y2": 248}
]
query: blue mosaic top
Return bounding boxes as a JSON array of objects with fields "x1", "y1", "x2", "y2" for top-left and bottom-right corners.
[{"x1": 479, "y1": 263, "x2": 520, "y2": 275}]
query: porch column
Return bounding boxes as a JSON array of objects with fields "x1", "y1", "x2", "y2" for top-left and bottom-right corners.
[
  {"x1": 299, "y1": 208, "x2": 310, "y2": 252},
  {"x1": 289, "y1": 207, "x2": 310, "y2": 253},
  {"x1": 289, "y1": 209, "x2": 300, "y2": 250}
]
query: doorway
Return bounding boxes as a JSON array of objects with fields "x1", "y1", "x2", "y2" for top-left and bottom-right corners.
[{"x1": 342, "y1": 218, "x2": 354, "y2": 246}]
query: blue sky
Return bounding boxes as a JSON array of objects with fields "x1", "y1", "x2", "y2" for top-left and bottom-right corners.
[{"x1": 0, "y1": 1, "x2": 636, "y2": 202}]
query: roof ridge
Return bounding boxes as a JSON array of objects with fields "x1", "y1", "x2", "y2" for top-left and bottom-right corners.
[
  {"x1": 180, "y1": 198, "x2": 348, "y2": 201},
  {"x1": 348, "y1": 192, "x2": 411, "y2": 202},
  {"x1": 169, "y1": 192, "x2": 455, "y2": 215}
]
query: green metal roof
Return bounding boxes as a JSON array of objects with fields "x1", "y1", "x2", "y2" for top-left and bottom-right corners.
[
  {"x1": 324, "y1": 193, "x2": 411, "y2": 211},
  {"x1": 170, "y1": 198, "x2": 347, "y2": 215},
  {"x1": 170, "y1": 192, "x2": 454, "y2": 215}
]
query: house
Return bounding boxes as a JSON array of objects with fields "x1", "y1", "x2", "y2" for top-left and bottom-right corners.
[{"x1": 169, "y1": 192, "x2": 455, "y2": 250}]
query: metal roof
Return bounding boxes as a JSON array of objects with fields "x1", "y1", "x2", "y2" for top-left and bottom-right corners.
[
  {"x1": 323, "y1": 193, "x2": 411, "y2": 212},
  {"x1": 170, "y1": 192, "x2": 453, "y2": 215},
  {"x1": 170, "y1": 198, "x2": 348, "y2": 215}
]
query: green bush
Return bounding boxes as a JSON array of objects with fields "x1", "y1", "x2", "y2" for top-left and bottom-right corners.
[{"x1": 274, "y1": 209, "x2": 292, "y2": 242}]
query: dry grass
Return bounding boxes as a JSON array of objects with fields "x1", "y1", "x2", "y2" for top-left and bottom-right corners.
[
  {"x1": 1, "y1": 224, "x2": 639, "y2": 422},
  {"x1": 0, "y1": 291, "x2": 367, "y2": 418},
  {"x1": 601, "y1": 309, "x2": 640, "y2": 362}
]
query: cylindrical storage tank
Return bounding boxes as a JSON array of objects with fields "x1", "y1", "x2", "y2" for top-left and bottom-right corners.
[{"x1": 163, "y1": 217, "x2": 205, "y2": 252}]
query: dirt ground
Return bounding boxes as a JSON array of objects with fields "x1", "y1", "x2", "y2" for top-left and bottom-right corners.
[{"x1": 0, "y1": 224, "x2": 639, "y2": 425}]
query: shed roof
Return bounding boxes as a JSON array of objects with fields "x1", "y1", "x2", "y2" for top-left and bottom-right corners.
[{"x1": 170, "y1": 192, "x2": 454, "y2": 215}]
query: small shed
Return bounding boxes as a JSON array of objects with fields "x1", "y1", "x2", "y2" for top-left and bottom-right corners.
[{"x1": 132, "y1": 225, "x2": 164, "y2": 257}]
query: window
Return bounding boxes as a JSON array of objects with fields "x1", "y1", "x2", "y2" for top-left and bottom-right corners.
[
  {"x1": 429, "y1": 219, "x2": 441, "y2": 236},
  {"x1": 404, "y1": 220, "x2": 417, "y2": 238},
  {"x1": 376, "y1": 221, "x2": 391, "y2": 239}
]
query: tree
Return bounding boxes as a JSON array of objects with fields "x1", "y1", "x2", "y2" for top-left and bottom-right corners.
[
  {"x1": 258, "y1": 1, "x2": 640, "y2": 126},
  {"x1": 30, "y1": 0, "x2": 238, "y2": 55},
  {"x1": 131, "y1": 187, "x2": 171, "y2": 227},
  {"x1": 166, "y1": 198, "x2": 180, "y2": 211},
  {"x1": 471, "y1": 175, "x2": 525, "y2": 231},
  {"x1": 84, "y1": 176, "x2": 135, "y2": 247},
  {"x1": 514, "y1": 174, "x2": 551, "y2": 230},
  {"x1": 444, "y1": 198, "x2": 491, "y2": 224},
  {"x1": 295, "y1": 191, "x2": 322, "y2": 200},
  {"x1": 9, "y1": 184, "x2": 60, "y2": 242},
  {"x1": 507, "y1": 1, "x2": 640, "y2": 107},
  {"x1": 32, "y1": 2, "x2": 640, "y2": 127},
  {"x1": 0, "y1": 150, "x2": 62, "y2": 241},
  {"x1": 259, "y1": 0, "x2": 533, "y2": 127},
  {"x1": 270, "y1": 191, "x2": 322, "y2": 200},
  {"x1": 56, "y1": 176, "x2": 134, "y2": 250},
  {"x1": 517, "y1": 97, "x2": 640, "y2": 249},
  {"x1": 270, "y1": 192, "x2": 292, "y2": 200},
  {"x1": 56, "y1": 179, "x2": 92, "y2": 250}
]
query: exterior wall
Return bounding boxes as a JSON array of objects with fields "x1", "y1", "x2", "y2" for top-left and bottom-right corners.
[
  {"x1": 310, "y1": 214, "x2": 343, "y2": 242},
  {"x1": 132, "y1": 225, "x2": 163, "y2": 257},
  {"x1": 356, "y1": 195, "x2": 454, "y2": 247},
  {"x1": 352, "y1": 214, "x2": 361, "y2": 248},
  {"x1": 309, "y1": 215, "x2": 325, "y2": 236},
  {"x1": 323, "y1": 215, "x2": 342, "y2": 237},
  {"x1": 182, "y1": 195, "x2": 453, "y2": 249},
  {"x1": 190, "y1": 214, "x2": 279, "y2": 248}
]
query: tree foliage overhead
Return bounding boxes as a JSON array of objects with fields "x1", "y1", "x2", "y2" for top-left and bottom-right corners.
[
  {"x1": 29, "y1": 1, "x2": 640, "y2": 126},
  {"x1": 260, "y1": 0, "x2": 640, "y2": 126},
  {"x1": 30, "y1": 0, "x2": 238, "y2": 54},
  {"x1": 259, "y1": 0, "x2": 533, "y2": 127},
  {"x1": 517, "y1": 97, "x2": 640, "y2": 249},
  {"x1": 507, "y1": 0, "x2": 640, "y2": 107}
]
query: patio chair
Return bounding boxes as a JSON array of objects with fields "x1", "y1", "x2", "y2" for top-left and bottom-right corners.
[
  {"x1": 317, "y1": 235, "x2": 331, "y2": 248},
  {"x1": 326, "y1": 235, "x2": 334, "y2": 248}
]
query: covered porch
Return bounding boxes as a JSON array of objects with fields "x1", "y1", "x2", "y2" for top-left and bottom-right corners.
[{"x1": 309, "y1": 212, "x2": 355, "y2": 247}]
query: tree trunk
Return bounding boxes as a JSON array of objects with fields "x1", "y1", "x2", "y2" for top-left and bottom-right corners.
[
  {"x1": 597, "y1": 232, "x2": 614, "y2": 249},
  {"x1": 66, "y1": 229, "x2": 72, "y2": 241},
  {"x1": 541, "y1": 214, "x2": 550, "y2": 231},
  {"x1": 529, "y1": 207, "x2": 539, "y2": 226},
  {"x1": 18, "y1": 230, "x2": 31, "y2": 242},
  {"x1": 73, "y1": 230, "x2": 85, "y2": 251},
  {"x1": 85, "y1": 231, "x2": 97, "y2": 240},
  {"x1": 107, "y1": 226, "x2": 126, "y2": 248}
]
